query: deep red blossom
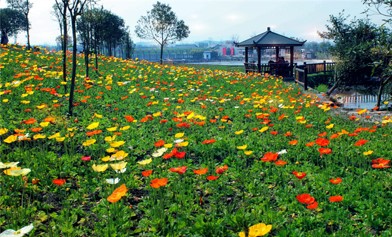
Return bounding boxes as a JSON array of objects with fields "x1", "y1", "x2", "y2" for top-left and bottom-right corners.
[
  {"x1": 354, "y1": 139, "x2": 369, "y2": 147},
  {"x1": 319, "y1": 147, "x2": 332, "y2": 155},
  {"x1": 296, "y1": 193, "x2": 315, "y2": 205},
  {"x1": 142, "y1": 170, "x2": 153, "y2": 177},
  {"x1": 307, "y1": 201, "x2": 318, "y2": 210},
  {"x1": 371, "y1": 158, "x2": 390, "y2": 169},
  {"x1": 154, "y1": 139, "x2": 165, "y2": 147},
  {"x1": 52, "y1": 178, "x2": 66, "y2": 186},
  {"x1": 315, "y1": 138, "x2": 330, "y2": 147},
  {"x1": 206, "y1": 175, "x2": 219, "y2": 181},
  {"x1": 329, "y1": 177, "x2": 342, "y2": 184},
  {"x1": 215, "y1": 165, "x2": 228, "y2": 174}
]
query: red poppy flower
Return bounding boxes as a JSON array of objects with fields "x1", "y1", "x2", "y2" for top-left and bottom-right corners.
[
  {"x1": 329, "y1": 195, "x2": 344, "y2": 202},
  {"x1": 284, "y1": 131, "x2": 292, "y2": 137},
  {"x1": 329, "y1": 177, "x2": 342, "y2": 184},
  {"x1": 52, "y1": 178, "x2": 66, "y2": 186},
  {"x1": 174, "y1": 151, "x2": 186, "y2": 159},
  {"x1": 354, "y1": 139, "x2": 369, "y2": 147},
  {"x1": 202, "y1": 139, "x2": 216, "y2": 144},
  {"x1": 289, "y1": 140, "x2": 298, "y2": 145},
  {"x1": 206, "y1": 175, "x2": 219, "y2": 181},
  {"x1": 270, "y1": 131, "x2": 278, "y2": 135},
  {"x1": 315, "y1": 138, "x2": 330, "y2": 147},
  {"x1": 318, "y1": 147, "x2": 332, "y2": 155},
  {"x1": 296, "y1": 193, "x2": 315, "y2": 205},
  {"x1": 154, "y1": 139, "x2": 165, "y2": 147},
  {"x1": 215, "y1": 165, "x2": 228, "y2": 174},
  {"x1": 193, "y1": 168, "x2": 208, "y2": 175},
  {"x1": 371, "y1": 158, "x2": 390, "y2": 169},
  {"x1": 142, "y1": 170, "x2": 153, "y2": 177},
  {"x1": 81, "y1": 156, "x2": 91, "y2": 162},
  {"x1": 292, "y1": 171, "x2": 306, "y2": 180},
  {"x1": 150, "y1": 178, "x2": 168, "y2": 188},
  {"x1": 261, "y1": 152, "x2": 279, "y2": 162},
  {"x1": 169, "y1": 166, "x2": 187, "y2": 175},
  {"x1": 318, "y1": 132, "x2": 327, "y2": 137},
  {"x1": 306, "y1": 201, "x2": 318, "y2": 210},
  {"x1": 22, "y1": 117, "x2": 37, "y2": 124},
  {"x1": 176, "y1": 122, "x2": 191, "y2": 128}
]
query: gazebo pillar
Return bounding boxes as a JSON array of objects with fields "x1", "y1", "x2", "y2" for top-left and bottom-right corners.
[
  {"x1": 257, "y1": 46, "x2": 261, "y2": 73},
  {"x1": 245, "y1": 47, "x2": 249, "y2": 63},
  {"x1": 275, "y1": 47, "x2": 280, "y2": 62},
  {"x1": 290, "y1": 46, "x2": 294, "y2": 76}
]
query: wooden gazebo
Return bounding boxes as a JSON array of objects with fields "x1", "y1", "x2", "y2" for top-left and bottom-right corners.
[{"x1": 236, "y1": 27, "x2": 306, "y2": 76}]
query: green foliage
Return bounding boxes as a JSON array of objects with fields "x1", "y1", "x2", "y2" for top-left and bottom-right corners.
[
  {"x1": 0, "y1": 45, "x2": 391, "y2": 236},
  {"x1": 0, "y1": 8, "x2": 27, "y2": 44},
  {"x1": 315, "y1": 84, "x2": 329, "y2": 93}
]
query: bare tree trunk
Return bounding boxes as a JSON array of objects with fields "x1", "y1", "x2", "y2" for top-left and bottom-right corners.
[
  {"x1": 68, "y1": 16, "x2": 78, "y2": 116},
  {"x1": 377, "y1": 77, "x2": 391, "y2": 108},
  {"x1": 62, "y1": 2, "x2": 68, "y2": 93},
  {"x1": 160, "y1": 43, "x2": 163, "y2": 65}
]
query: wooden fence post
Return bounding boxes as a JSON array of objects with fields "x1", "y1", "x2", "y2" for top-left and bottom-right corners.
[{"x1": 303, "y1": 62, "x2": 308, "y2": 90}]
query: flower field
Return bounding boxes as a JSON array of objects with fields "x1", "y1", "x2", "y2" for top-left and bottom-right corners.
[{"x1": 0, "y1": 45, "x2": 391, "y2": 236}]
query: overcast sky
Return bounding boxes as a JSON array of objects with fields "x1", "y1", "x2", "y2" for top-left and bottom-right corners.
[{"x1": 0, "y1": 0, "x2": 387, "y2": 46}]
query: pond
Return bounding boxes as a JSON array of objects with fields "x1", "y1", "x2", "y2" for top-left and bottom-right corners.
[{"x1": 332, "y1": 91, "x2": 390, "y2": 109}]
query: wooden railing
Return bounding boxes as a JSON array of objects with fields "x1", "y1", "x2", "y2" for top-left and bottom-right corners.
[
  {"x1": 244, "y1": 62, "x2": 293, "y2": 77},
  {"x1": 295, "y1": 61, "x2": 336, "y2": 90}
]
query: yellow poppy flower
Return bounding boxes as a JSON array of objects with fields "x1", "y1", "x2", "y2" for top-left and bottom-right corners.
[
  {"x1": 178, "y1": 141, "x2": 189, "y2": 147},
  {"x1": 82, "y1": 139, "x2": 96, "y2": 146},
  {"x1": 36, "y1": 104, "x2": 47, "y2": 109},
  {"x1": 106, "y1": 126, "x2": 117, "y2": 132},
  {"x1": 94, "y1": 113, "x2": 103, "y2": 118},
  {"x1": 104, "y1": 135, "x2": 116, "y2": 142},
  {"x1": 258, "y1": 127, "x2": 269, "y2": 133},
  {"x1": 33, "y1": 134, "x2": 46, "y2": 140},
  {"x1": 175, "y1": 132, "x2": 184, "y2": 138},
  {"x1": 110, "y1": 161, "x2": 127, "y2": 170},
  {"x1": 0, "y1": 161, "x2": 19, "y2": 169},
  {"x1": 55, "y1": 137, "x2": 65, "y2": 142},
  {"x1": 237, "y1": 145, "x2": 247, "y2": 150},
  {"x1": 92, "y1": 164, "x2": 109, "y2": 172},
  {"x1": 4, "y1": 167, "x2": 31, "y2": 176},
  {"x1": 153, "y1": 111, "x2": 162, "y2": 117},
  {"x1": 111, "y1": 150, "x2": 128, "y2": 160},
  {"x1": 20, "y1": 100, "x2": 30, "y2": 104},
  {"x1": 0, "y1": 128, "x2": 8, "y2": 135},
  {"x1": 101, "y1": 156, "x2": 111, "y2": 162},
  {"x1": 4, "y1": 135, "x2": 18, "y2": 143},
  {"x1": 235, "y1": 130, "x2": 244, "y2": 135},
  {"x1": 326, "y1": 124, "x2": 334, "y2": 129},
  {"x1": 244, "y1": 150, "x2": 253, "y2": 156},
  {"x1": 48, "y1": 132, "x2": 61, "y2": 139},
  {"x1": 110, "y1": 141, "x2": 125, "y2": 148},
  {"x1": 164, "y1": 143, "x2": 173, "y2": 148},
  {"x1": 363, "y1": 150, "x2": 373, "y2": 156},
  {"x1": 86, "y1": 122, "x2": 99, "y2": 130},
  {"x1": 120, "y1": 125, "x2": 130, "y2": 131},
  {"x1": 137, "y1": 158, "x2": 152, "y2": 165},
  {"x1": 106, "y1": 147, "x2": 116, "y2": 153},
  {"x1": 40, "y1": 121, "x2": 50, "y2": 127}
]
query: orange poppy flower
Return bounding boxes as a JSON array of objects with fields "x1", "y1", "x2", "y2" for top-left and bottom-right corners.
[
  {"x1": 169, "y1": 166, "x2": 187, "y2": 175},
  {"x1": 124, "y1": 115, "x2": 135, "y2": 122},
  {"x1": 329, "y1": 177, "x2": 342, "y2": 184},
  {"x1": 319, "y1": 148, "x2": 332, "y2": 155},
  {"x1": 215, "y1": 165, "x2": 228, "y2": 174},
  {"x1": 142, "y1": 170, "x2": 153, "y2": 177},
  {"x1": 261, "y1": 152, "x2": 278, "y2": 162},
  {"x1": 296, "y1": 193, "x2": 315, "y2": 205},
  {"x1": 318, "y1": 132, "x2": 327, "y2": 137},
  {"x1": 284, "y1": 131, "x2": 292, "y2": 137},
  {"x1": 329, "y1": 195, "x2": 343, "y2": 202},
  {"x1": 206, "y1": 175, "x2": 219, "y2": 181},
  {"x1": 330, "y1": 133, "x2": 339, "y2": 139},
  {"x1": 107, "y1": 184, "x2": 128, "y2": 203},
  {"x1": 315, "y1": 138, "x2": 329, "y2": 147},
  {"x1": 150, "y1": 178, "x2": 168, "y2": 188},
  {"x1": 202, "y1": 139, "x2": 216, "y2": 145},
  {"x1": 193, "y1": 168, "x2": 208, "y2": 175},
  {"x1": 274, "y1": 160, "x2": 287, "y2": 166},
  {"x1": 289, "y1": 140, "x2": 298, "y2": 145},
  {"x1": 30, "y1": 127, "x2": 43, "y2": 133},
  {"x1": 306, "y1": 141, "x2": 315, "y2": 147},
  {"x1": 22, "y1": 117, "x2": 37, "y2": 124},
  {"x1": 371, "y1": 158, "x2": 390, "y2": 169},
  {"x1": 354, "y1": 139, "x2": 368, "y2": 147},
  {"x1": 270, "y1": 131, "x2": 278, "y2": 135},
  {"x1": 154, "y1": 139, "x2": 165, "y2": 147},
  {"x1": 292, "y1": 171, "x2": 306, "y2": 180}
]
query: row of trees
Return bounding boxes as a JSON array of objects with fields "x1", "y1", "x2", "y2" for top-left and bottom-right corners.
[{"x1": 1, "y1": 1, "x2": 190, "y2": 116}]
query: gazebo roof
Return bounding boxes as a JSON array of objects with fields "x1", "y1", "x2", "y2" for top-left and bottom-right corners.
[{"x1": 236, "y1": 27, "x2": 306, "y2": 47}]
